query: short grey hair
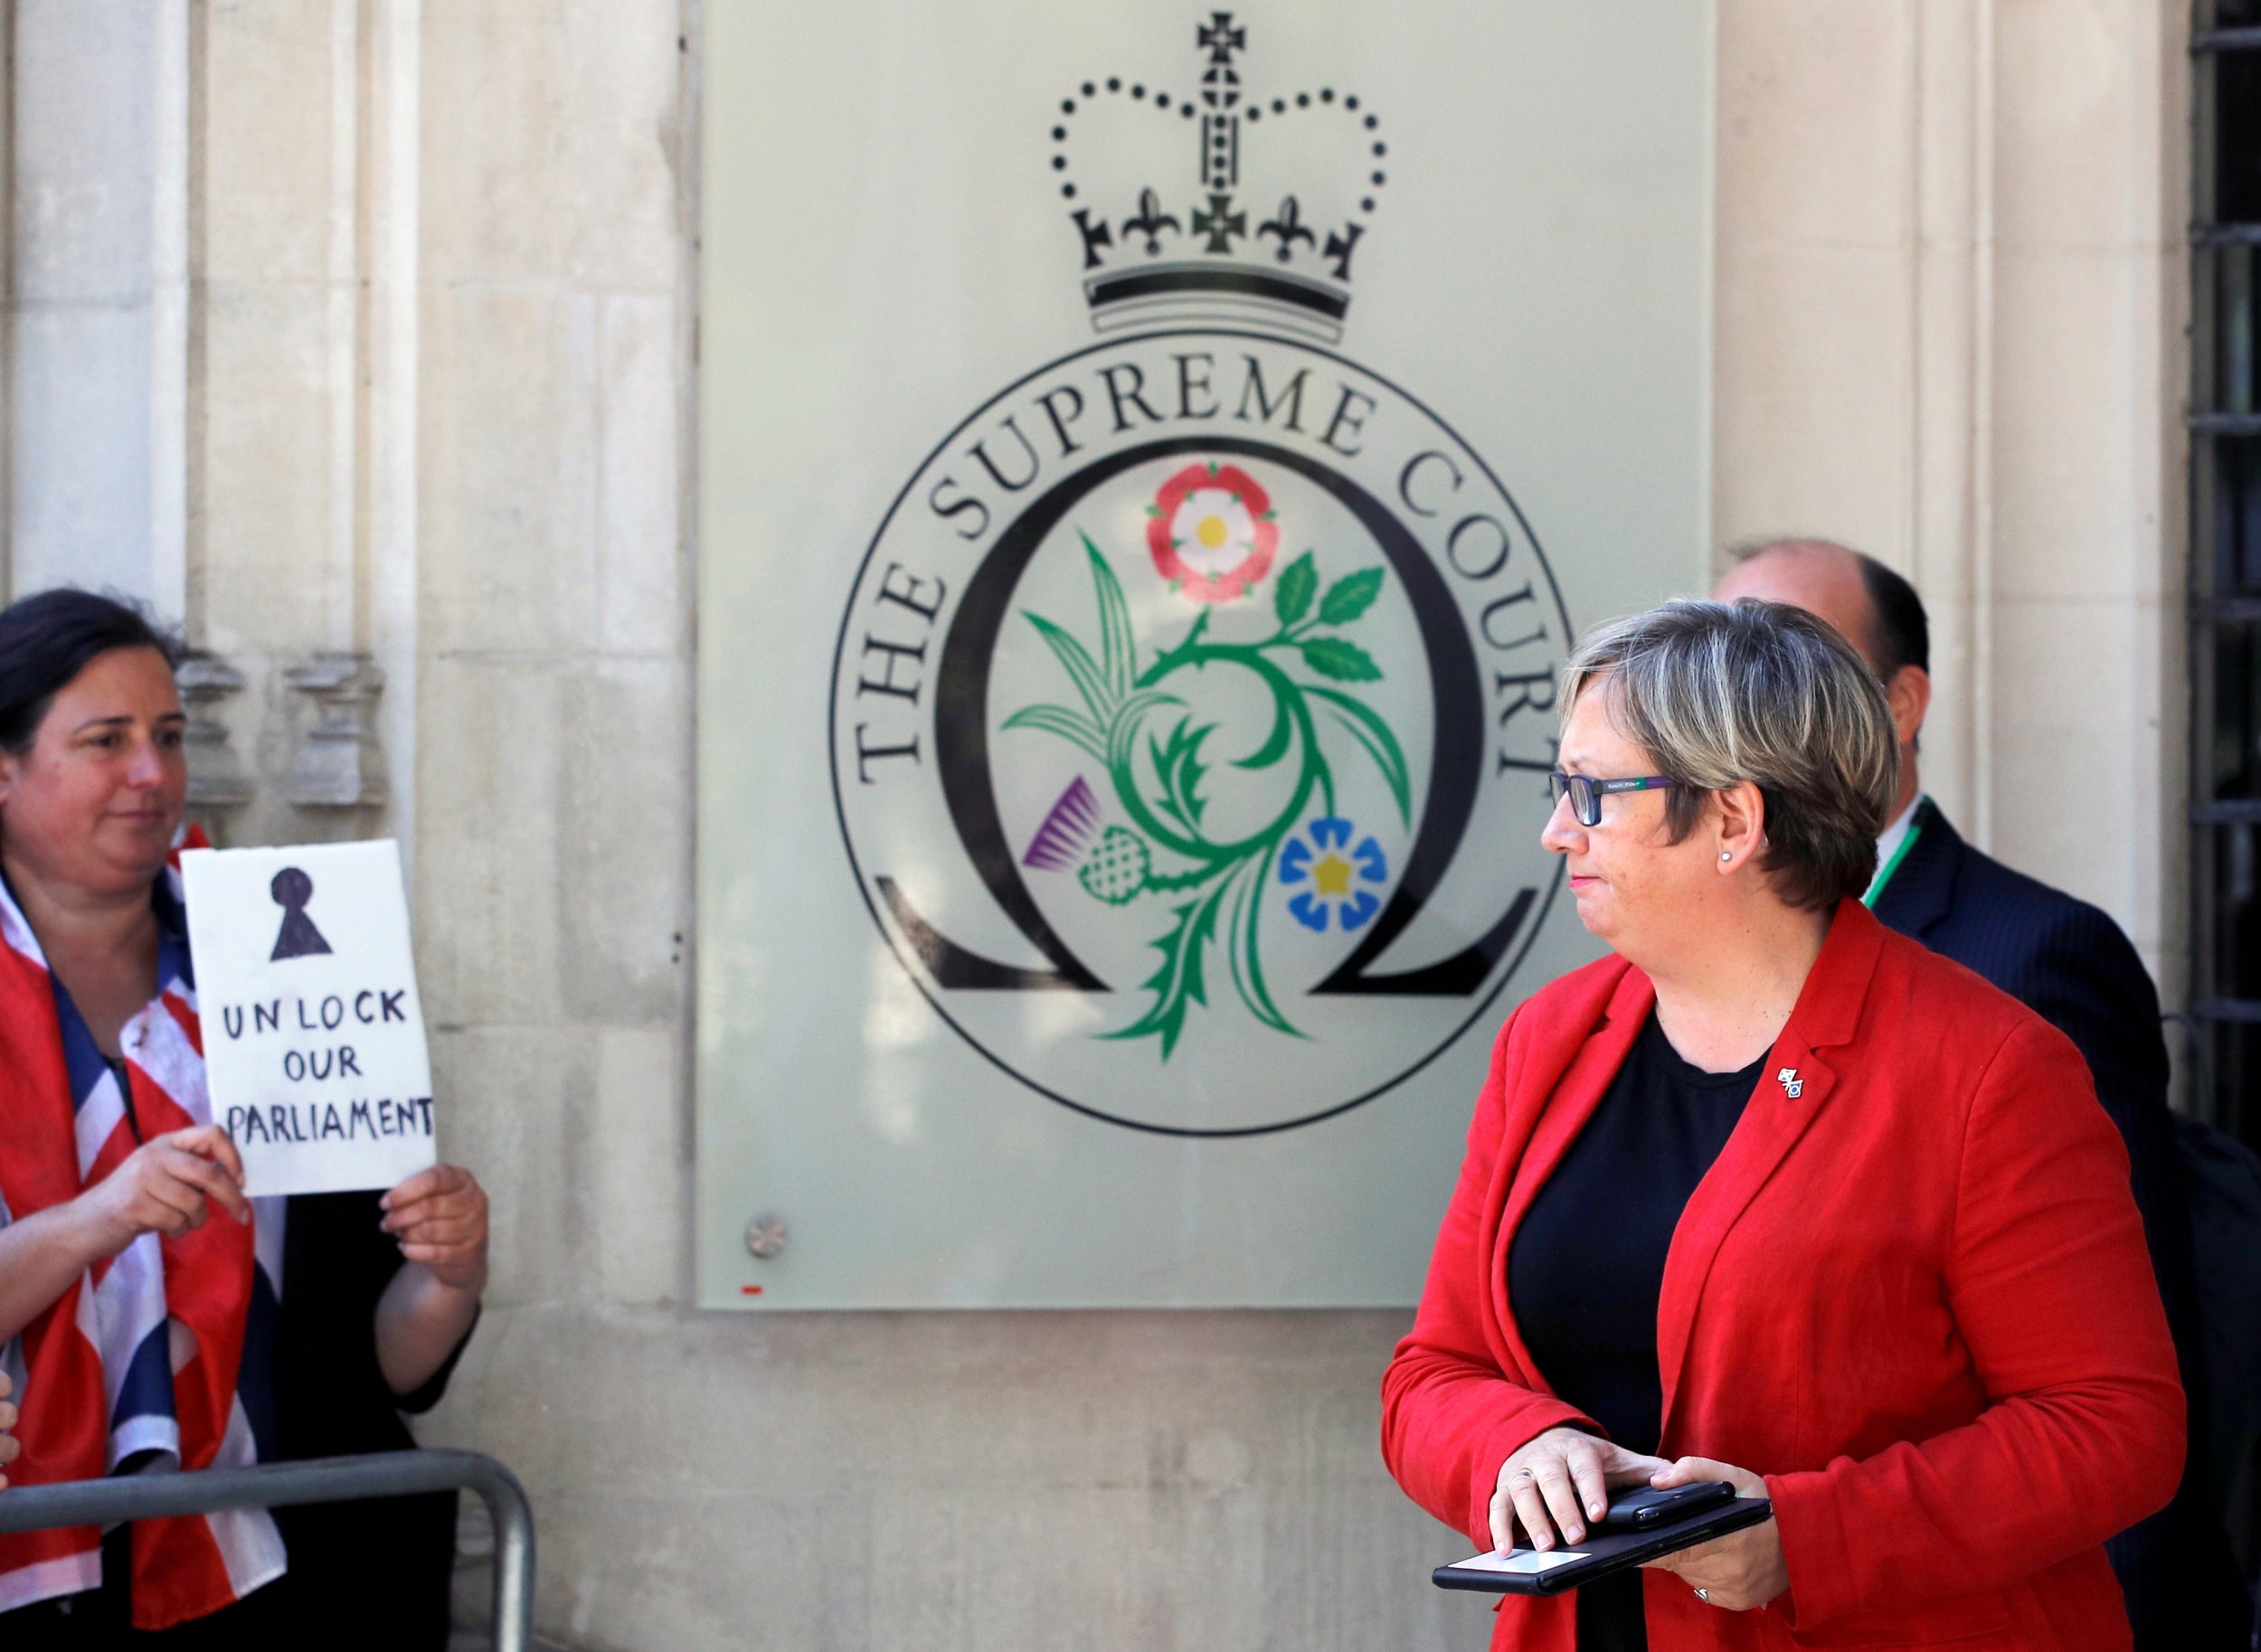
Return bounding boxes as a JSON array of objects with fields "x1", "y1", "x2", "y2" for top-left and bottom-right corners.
[{"x1": 1561, "y1": 599, "x2": 1899, "y2": 911}]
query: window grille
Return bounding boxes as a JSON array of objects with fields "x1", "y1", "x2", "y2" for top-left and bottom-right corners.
[{"x1": 2192, "y1": 1, "x2": 2261, "y2": 1147}]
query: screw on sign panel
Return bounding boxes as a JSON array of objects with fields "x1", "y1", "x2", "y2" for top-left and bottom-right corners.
[{"x1": 745, "y1": 1213, "x2": 790, "y2": 1260}]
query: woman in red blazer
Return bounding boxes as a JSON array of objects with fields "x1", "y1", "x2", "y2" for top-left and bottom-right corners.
[{"x1": 1382, "y1": 600, "x2": 2182, "y2": 1652}]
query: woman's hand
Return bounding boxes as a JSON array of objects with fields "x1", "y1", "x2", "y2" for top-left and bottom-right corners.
[
  {"x1": 0, "y1": 1370, "x2": 19, "y2": 1491},
  {"x1": 380, "y1": 1164, "x2": 489, "y2": 1292},
  {"x1": 374, "y1": 1164, "x2": 489, "y2": 1398},
  {"x1": 1491, "y1": 1427, "x2": 1671, "y2": 1552},
  {"x1": 0, "y1": 1127, "x2": 247, "y2": 1346},
  {"x1": 80, "y1": 1125, "x2": 250, "y2": 1255},
  {"x1": 1641, "y1": 1455, "x2": 1789, "y2": 1611}
]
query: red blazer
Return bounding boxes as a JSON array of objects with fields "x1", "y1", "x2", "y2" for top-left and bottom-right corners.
[{"x1": 1381, "y1": 901, "x2": 2182, "y2": 1651}]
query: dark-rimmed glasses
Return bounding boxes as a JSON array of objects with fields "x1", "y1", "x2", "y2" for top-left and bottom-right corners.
[{"x1": 1547, "y1": 771, "x2": 1679, "y2": 827}]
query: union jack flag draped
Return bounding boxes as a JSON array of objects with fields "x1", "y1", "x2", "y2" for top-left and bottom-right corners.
[{"x1": 0, "y1": 830, "x2": 286, "y2": 1628}]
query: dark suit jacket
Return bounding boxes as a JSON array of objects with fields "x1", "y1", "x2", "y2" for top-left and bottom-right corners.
[{"x1": 1872, "y1": 800, "x2": 2245, "y2": 1651}]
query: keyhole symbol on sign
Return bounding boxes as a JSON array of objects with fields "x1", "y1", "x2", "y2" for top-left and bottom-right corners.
[{"x1": 269, "y1": 867, "x2": 335, "y2": 961}]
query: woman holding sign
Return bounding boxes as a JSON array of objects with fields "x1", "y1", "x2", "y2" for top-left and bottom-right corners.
[
  {"x1": 0, "y1": 590, "x2": 490, "y2": 1648},
  {"x1": 1381, "y1": 600, "x2": 2184, "y2": 1651}
]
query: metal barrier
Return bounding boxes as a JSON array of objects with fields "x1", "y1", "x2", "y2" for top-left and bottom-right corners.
[{"x1": 0, "y1": 1448, "x2": 535, "y2": 1650}]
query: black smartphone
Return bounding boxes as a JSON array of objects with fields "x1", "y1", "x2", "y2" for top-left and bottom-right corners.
[{"x1": 1596, "y1": 1480, "x2": 1735, "y2": 1534}]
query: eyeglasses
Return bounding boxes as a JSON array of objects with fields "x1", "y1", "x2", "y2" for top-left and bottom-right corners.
[{"x1": 1547, "y1": 770, "x2": 1680, "y2": 827}]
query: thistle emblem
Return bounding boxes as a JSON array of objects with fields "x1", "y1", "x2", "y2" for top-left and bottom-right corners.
[{"x1": 1003, "y1": 474, "x2": 1407, "y2": 1058}]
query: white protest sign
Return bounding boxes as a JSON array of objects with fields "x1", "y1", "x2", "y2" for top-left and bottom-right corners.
[{"x1": 179, "y1": 839, "x2": 436, "y2": 1196}]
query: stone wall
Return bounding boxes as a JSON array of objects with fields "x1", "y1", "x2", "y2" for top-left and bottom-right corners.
[
  {"x1": 1712, "y1": 0, "x2": 2189, "y2": 1006},
  {"x1": 0, "y1": 3, "x2": 2191, "y2": 1647}
]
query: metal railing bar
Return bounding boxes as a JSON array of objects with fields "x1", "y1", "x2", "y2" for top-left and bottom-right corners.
[
  {"x1": 2194, "y1": 25, "x2": 2261, "y2": 52},
  {"x1": 2190, "y1": 594, "x2": 2261, "y2": 621},
  {"x1": 2192, "y1": 997, "x2": 2261, "y2": 1023},
  {"x1": 2194, "y1": 222, "x2": 2261, "y2": 244},
  {"x1": 2193, "y1": 798, "x2": 2261, "y2": 823},
  {"x1": 0, "y1": 1449, "x2": 533, "y2": 1651},
  {"x1": 2190, "y1": 411, "x2": 2261, "y2": 434}
]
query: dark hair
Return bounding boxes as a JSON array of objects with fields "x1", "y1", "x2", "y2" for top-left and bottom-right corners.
[
  {"x1": 1857, "y1": 554, "x2": 1929, "y2": 678},
  {"x1": 0, "y1": 589, "x2": 183, "y2": 757},
  {"x1": 1563, "y1": 599, "x2": 1899, "y2": 911}
]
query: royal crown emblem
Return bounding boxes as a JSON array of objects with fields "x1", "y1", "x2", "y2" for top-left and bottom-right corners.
[{"x1": 1051, "y1": 11, "x2": 1386, "y2": 343}]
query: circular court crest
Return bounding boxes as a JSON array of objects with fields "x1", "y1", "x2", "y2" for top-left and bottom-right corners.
[{"x1": 830, "y1": 329, "x2": 1572, "y2": 1135}]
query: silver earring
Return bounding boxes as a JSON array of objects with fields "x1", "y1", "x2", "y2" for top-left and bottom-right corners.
[{"x1": 1719, "y1": 851, "x2": 1732, "y2": 862}]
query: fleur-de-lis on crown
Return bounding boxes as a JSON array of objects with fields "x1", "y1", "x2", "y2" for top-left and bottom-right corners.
[
  {"x1": 1123, "y1": 189, "x2": 1182, "y2": 256},
  {"x1": 1257, "y1": 196, "x2": 1315, "y2": 263}
]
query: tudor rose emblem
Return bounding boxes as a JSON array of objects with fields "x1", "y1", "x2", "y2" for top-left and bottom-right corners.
[{"x1": 829, "y1": 15, "x2": 1573, "y2": 1136}]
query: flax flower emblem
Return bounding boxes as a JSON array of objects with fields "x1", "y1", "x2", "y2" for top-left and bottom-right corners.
[{"x1": 1278, "y1": 816, "x2": 1388, "y2": 932}]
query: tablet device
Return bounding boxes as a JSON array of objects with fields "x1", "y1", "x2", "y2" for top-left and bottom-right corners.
[{"x1": 1431, "y1": 1496, "x2": 1774, "y2": 1595}]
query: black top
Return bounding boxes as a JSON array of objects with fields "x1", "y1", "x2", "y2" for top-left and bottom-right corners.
[
  {"x1": 266, "y1": 1190, "x2": 472, "y2": 1650},
  {"x1": 1874, "y1": 802, "x2": 2248, "y2": 1647},
  {"x1": 1506, "y1": 1010, "x2": 1763, "y2": 1652}
]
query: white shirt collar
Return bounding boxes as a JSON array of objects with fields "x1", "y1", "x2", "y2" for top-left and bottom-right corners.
[{"x1": 1865, "y1": 793, "x2": 1925, "y2": 903}]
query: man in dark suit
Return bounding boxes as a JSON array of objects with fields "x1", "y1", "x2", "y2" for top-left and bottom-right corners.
[{"x1": 1715, "y1": 539, "x2": 2247, "y2": 1650}]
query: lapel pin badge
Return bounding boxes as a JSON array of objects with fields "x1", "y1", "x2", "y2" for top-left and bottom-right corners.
[{"x1": 1776, "y1": 1066, "x2": 1804, "y2": 1099}]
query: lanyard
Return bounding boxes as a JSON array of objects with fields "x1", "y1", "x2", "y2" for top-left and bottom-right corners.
[{"x1": 1862, "y1": 819, "x2": 1924, "y2": 908}]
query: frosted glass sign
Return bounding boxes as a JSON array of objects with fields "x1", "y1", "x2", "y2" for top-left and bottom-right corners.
[{"x1": 698, "y1": 1, "x2": 1712, "y2": 1305}]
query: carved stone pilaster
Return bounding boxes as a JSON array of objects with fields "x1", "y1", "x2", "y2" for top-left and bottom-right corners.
[
  {"x1": 282, "y1": 652, "x2": 388, "y2": 809},
  {"x1": 175, "y1": 653, "x2": 254, "y2": 821}
]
